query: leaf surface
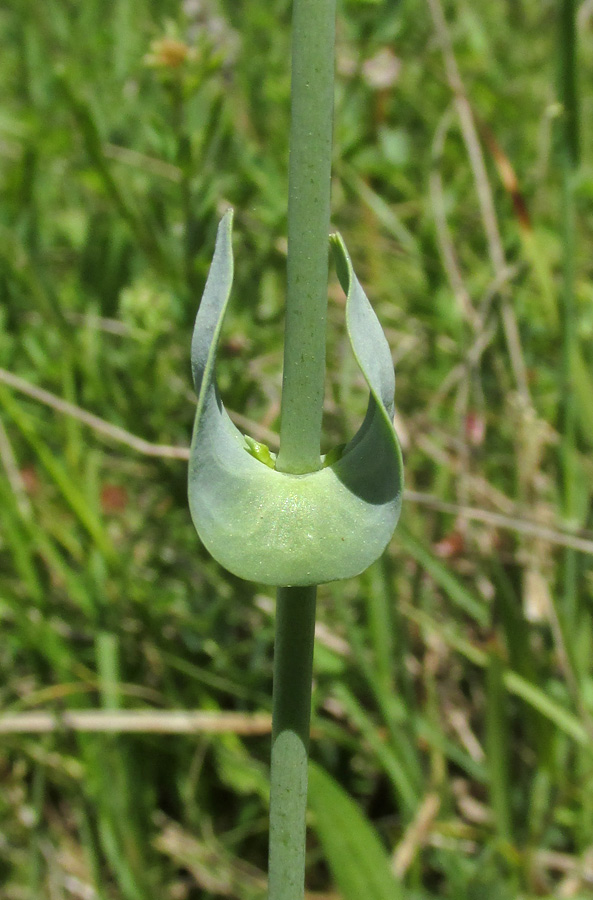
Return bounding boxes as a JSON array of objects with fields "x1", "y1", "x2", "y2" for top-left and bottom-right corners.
[
  {"x1": 307, "y1": 762, "x2": 403, "y2": 900},
  {"x1": 188, "y1": 211, "x2": 403, "y2": 586}
]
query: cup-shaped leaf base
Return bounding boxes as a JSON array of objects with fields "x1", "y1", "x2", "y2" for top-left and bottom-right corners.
[{"x1": 188, "y1": 212, "x2": 403, "y2": 586}]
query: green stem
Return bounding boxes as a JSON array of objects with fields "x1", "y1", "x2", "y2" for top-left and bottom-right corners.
[
  {"x1": 486, "y1": 650, "x2": 513, "y2": 844},
  {"x1": 558, "y1": 0, "x2": 579, "y2": 623},
  {"x1": 275, "y1": 0, "x2": 337, "y2": 475},
  {"x1": 560, "y1": 161, "x2": 578, "y2": 618},
  {"x1": 269, "y1": 3, "x2": 336, "y2": 895},
  {"x1": 268, "y1": 587, "x2": 317, "y2": 900},
  {"x1": 559, "y1": 0, "x2": 579, "y2": 169}
]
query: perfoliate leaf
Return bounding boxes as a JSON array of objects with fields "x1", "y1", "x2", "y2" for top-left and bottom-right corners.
[{"x1": 188, "y1": 211, "x2": 403, "y2": 586}]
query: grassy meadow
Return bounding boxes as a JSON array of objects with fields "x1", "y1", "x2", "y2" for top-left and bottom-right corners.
[{"x1": 1, "y1": 0, "x2": 593, "y2": 897}]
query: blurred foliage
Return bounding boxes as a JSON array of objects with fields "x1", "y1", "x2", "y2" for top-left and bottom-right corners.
[{"x1": 0, "y1": 0, "x2": 593, "y2": 898}]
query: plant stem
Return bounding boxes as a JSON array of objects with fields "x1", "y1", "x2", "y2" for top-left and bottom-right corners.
[
  {"x1": 275, "y1": 0, "x2": 337, "y2": 475},
  {"x1": 269, "y1": 3, "x2": 336, "y2": 894},
  {"x1": 486, "y1": 650, "x2": 513, "y2": 844},
  {"x1": 558, "y1": 0, "x2": 579, "y2": 625},
  {"x1": 558, "y1": 0, "x2": 579, "y2": 169},
  {"x1": 268, "y1": 586, "x2": 317, "y2": 900}
]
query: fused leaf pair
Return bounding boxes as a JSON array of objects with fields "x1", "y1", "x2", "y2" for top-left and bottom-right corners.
[{"x1": 188, "y1": 211, "x2": 403, "y2": 586}]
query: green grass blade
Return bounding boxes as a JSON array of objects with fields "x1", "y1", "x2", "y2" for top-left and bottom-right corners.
[
  {"x1": 486, "y1": 650, "x2": 513, "y2": 843},
  {"x1": 308, "y1": 761, "x2": 403, "y2": 900},
  {"x1": 402, "y1": 604, "x2": 590, "y2": 747},
  {"x1": 0, "y1": 387, "x2": 114, "y2": 560},
  {"x1": 572, "y1": 343, "x2": 593, "y2": 447},
  {"x1": 397, "y1": 524, "x2": 489, "y2": 626},
  {"x1": 333, "y1": 683, "x2": 420, "y2": 815}
]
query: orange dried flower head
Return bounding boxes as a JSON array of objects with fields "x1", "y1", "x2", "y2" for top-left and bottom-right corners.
[{"x1": 144, "y1": 38, "x2": 193, "y2": 69}]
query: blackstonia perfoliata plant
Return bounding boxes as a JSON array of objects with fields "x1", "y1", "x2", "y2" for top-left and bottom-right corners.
[
  {"x1": 187, "y1": 1, "x2": 403, "y2": 897},
  {"x1": 187, "y1": 214, "x2": 403, "y2": 896},
  {"x1": 188, "y1": 210, "x2": 403, "y2": 587}
]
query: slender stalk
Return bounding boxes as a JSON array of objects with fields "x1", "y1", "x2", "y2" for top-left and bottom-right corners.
[
  {"x1": 268, "y1": 587, "x2": 317, "y2": 900},
  {"x1": 486, "y1": 650, "x2": 513, "y2": 844},
  {"x1": 560, "y1": 163, "x2": 578, "y2": 621},
  {"x1": 275, "y1": 0, "x2": 337, "y2": 475},
  {"x1": 558, "y1": 0, "x2": 579, "y2": 625},
  {"x1": 268, "y1": 2, "x2": 336, "y2": 897},
  {"x1": 558, "y1": 0, "x2": 579, "y2": 169}
]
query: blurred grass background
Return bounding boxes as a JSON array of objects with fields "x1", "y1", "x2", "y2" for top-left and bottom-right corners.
[{"x1": 1, "y1": 0, "x2": 593, "y2": 897}]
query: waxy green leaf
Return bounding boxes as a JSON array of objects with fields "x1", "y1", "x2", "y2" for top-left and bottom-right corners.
[{"x1": 188, "y1": 211, "x2": 403, "y2": 586}]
